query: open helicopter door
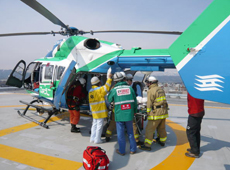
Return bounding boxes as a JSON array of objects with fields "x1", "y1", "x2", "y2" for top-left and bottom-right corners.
[
  {"x1": 6, "y1": 60, "x2": 26, "y2": 88},
  {"x1": 53, "y1": 60, "x2": 77, "y2": 110},
  {"x1": 16, "y1": 61, "x2": 76, "y2": 129}
]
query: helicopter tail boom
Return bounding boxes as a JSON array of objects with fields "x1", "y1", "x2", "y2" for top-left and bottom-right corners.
[{"x1": 169, "y1": 0, "x2": 230, "y2": 104}]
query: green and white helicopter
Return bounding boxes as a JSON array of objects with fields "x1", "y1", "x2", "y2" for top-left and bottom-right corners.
[{"x1": 2, "y1": 0, "x2": 230, "y2": 128}]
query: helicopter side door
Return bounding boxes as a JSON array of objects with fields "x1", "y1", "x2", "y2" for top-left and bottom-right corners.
[
  {"x1": 23, "y1": 62, "x2": 42, "y2": 91},
  {"x1": 39, "y1": 63, "x2": 56, "y2": 100},
  {"x1": 6, "y1": 60, "x2": 26, "y2": 88},
  {"x1": 53, "y1": 61, "x2": 76, "y2": 109}
]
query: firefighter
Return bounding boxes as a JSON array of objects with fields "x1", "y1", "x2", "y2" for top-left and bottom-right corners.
[
  {"x1": 126, "y1": 73, "x2": 144, "y2": 146},
  {"x1": 89, "y1": 68, "x2": 112, "y2": 144},
  {"x1": 67, "y1": 78, "x2": 86, "y2": 133},
  {"x1": 139, "y1": 76, "x2": 168, "y2": 151},
  {"x1": 105, "y1": 107, "x2": 116, "y2": 142}
]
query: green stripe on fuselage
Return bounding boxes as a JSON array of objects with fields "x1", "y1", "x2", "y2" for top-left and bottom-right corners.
[
  {"x1": 36, "y1": 36, "x2": 88, "y2": 62},
  {"x1": 55, "y1": 36, "x2": 88, "y2": 59},
  {"x1": 169, "y1": 0, "x2": 230, "y2": 67}
]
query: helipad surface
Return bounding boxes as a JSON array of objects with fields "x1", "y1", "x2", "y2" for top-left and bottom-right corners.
[{"x1": 0, "y1": 90, "x2": 230, "y2": 170}]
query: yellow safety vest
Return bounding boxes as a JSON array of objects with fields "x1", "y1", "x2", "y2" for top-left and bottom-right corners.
[{"x1": 89, "y1": 78, "x2": 112, "y2": 119}]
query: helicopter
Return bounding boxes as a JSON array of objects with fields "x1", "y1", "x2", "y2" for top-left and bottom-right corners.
[{"x1": 2, "y1": 0, "x2": 230, "y2": 128}]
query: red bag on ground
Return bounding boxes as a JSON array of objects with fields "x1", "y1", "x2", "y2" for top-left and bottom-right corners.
[{"x1": 83, "y1": 146, "x2": 109, "y2": 170}]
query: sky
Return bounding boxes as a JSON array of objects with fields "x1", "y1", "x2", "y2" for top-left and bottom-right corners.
[{"x1": 0, "y1": 0, "x2": 213, "y2": 70}]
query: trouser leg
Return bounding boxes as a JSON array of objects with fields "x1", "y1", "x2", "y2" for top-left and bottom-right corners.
[
  {"x1": 144, "y1": 120, "x2": 159, "y2": 147},
  {"x1": 197, "y1": 117, "x2": 202, "y2": 151},
  {"x1": 126, "y1": 121, "x2": 137, "y2": 152},
  {"x1": 157, "y1": 119, "x2": 167, "y2": 143},
  {"x1": 69, "y1": 110, "x2": 74, "y2": 124},
  {"x1": 133, "y1": 121, "x2": 139, "y2": 142},
  {"x1": 116, "y1": 122, "x2": 126, "y2": 154},
  {"x1": 106, "y1": 113, "x2": 116, "y2": 137},
  {"x1": 75, "y1": 110, "x2": 80, "y2": 125},
  {"x1": 95, "y1": 118, "x2": 104, "y2": 143},
  {"x1": 69, "y1": 110, "x2": 80, "y2": 125},
  {"x1": 186, "y1": 115, "x2": 203, "y2": 154},
  {"x1": 90, "y1": 119, "x2": 97, "y2": 142}
]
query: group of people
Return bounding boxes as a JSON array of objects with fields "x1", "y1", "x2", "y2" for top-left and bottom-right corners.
[{"x1": 67, "y1": 68, "x2": 205, "y2": 158}]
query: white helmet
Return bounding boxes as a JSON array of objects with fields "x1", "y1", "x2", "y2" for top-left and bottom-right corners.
[
  {"x1": 148, "y1": 76, "x2": 158, "y2": 83},
  {"x1": 126, "y1": 74, "x2": 133, "y2": 80},
  {"x1": 120, "y1": 71, "x2": 126, "y2": 78},
  {"x1": 113, "y1": 72, "x2": 124, "y2": 82},
  {"x1": 79, "y1": 78, "x2": 86, "y2": 85},
  {"x1": 91, "y1": 76, "x2": 100, "y2": 85}
]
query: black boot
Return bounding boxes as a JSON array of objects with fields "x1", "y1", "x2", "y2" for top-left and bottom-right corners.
[
  {"x1": 157, "y1": 140, "x2": 165, "y2": 146},
  {"x1": 71, "y1": 124, "x2": 80, "y2": 133},
  {"x1": 136, "y1": 141, "x2": 144, "y2": 146},
  {"x1": 139, "y1": 145, "x2": 151, "y2": 151},
  {"x1": 105, "y1": 137, "x2": 110, "y2": 142}
]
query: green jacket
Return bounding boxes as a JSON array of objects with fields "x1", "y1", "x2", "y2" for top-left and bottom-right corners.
[{"x1": 107, "y1": 81, "x2": 137, "y2": 122}]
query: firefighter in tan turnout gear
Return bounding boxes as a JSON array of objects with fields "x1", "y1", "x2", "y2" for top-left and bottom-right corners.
[{"x1": 139, "y1": 76, "x2": 168, "y2": 151}]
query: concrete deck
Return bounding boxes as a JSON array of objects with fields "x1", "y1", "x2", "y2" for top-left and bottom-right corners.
[{"x1": 0, "y1": 90, "x2": 230, "y2": 170}]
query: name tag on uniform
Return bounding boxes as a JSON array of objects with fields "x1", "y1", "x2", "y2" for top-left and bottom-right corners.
[
  {"x1": 116, "y1": 88, "x2": 130, "y2": 96},
  {"x1": 121, "y1": 104, "x2": 131, "y2": 110}
]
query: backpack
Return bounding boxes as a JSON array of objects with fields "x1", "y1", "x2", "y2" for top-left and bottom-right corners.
[{"x1": 83, "y1": 146, "x2": 109, "y2": 170}]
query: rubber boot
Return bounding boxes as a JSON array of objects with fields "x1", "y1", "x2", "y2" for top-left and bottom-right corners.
[
  {"x1": 136, "y1": 141, "x2": 144, "y2": 146},
  {"x1": 105, "y1": 137, "x2": 110, "y2": 142},
  {"x1": 139, "y1": 145, "x2": 151, "y2": 151},
  {"x1": 71, "y1": 124, "x2": 80, "y2": 133}
]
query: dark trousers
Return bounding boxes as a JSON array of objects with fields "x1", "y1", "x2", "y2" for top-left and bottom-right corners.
[{"x1": 186, "y1": 115, "x2": 203, "y2": 154}]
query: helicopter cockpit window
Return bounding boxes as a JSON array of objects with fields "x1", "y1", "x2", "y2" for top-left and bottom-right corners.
[
  {"x1": 57, "y1": 66, "x2": 65, "y2": 80},
  {"x1": 84, "y1": 38, "x2": 100, "y2": 50},
  {"x1": 44, "y1": 65, "x2": 54, "y2": 80}
]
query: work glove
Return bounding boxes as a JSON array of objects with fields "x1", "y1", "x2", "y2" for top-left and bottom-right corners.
[{"x1": 107, "y1": 67, "x2": 112, "y2": 79}]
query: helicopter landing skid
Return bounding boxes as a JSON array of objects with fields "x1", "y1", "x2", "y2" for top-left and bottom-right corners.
[{"x1": 18, "y1": 100, "x2": 59, "y2": 129}]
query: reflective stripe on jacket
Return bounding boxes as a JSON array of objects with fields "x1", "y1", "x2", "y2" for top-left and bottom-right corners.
[
  {"x1": 147, "y1": 83, "x2": 168, "y2": 120},
  {"x1": 89, "y1": 78, "x2": 112, "y2": 119}
]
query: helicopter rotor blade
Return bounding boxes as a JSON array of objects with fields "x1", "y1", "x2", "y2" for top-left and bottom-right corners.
[
  {"x1": 83, "y1": 30, "x2": 182, "y2": 35},
  {"x1": 0, "y1": 30, "x2": 182, "y2": 37},
  {"x1": 0, "y1": 32, "x2": 61, "y2": 37},
  {"x1": 21, "y1": 0, "x2": 68, "y2": 29}
]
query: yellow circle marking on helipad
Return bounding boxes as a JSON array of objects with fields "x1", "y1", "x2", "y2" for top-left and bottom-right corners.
[
  {"x1": 151, "y1": 119, "x2": 195, "y2": 170},
  {"x1": 0, "y1": 102, "x2": 210, "y2": 169},
  {"x1": 0, "y1": 144, "x2": 82, "y2": 170},
  {"x1": 0, "y1": 111, "x2": 83, "y2": 170}
]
